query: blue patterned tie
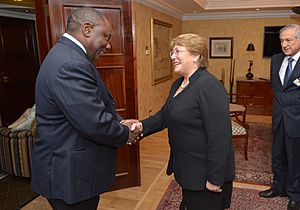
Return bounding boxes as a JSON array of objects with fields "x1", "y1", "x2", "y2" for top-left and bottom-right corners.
[{"x1": 284, "y1": 57, "x2": 294, "y2": 85}]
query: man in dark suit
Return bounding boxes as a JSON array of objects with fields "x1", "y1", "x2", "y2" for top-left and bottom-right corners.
[
  {"x1": 259, "y1": 24, "x2": 300, "y2": 210},
  {"x1": 31, "y1": 8, "x2": 138, "y2": 210}
]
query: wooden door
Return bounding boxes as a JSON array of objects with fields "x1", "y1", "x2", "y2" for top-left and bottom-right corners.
[
  {"x1": 0, "y1": 16, "x2": 39, "y2": 126},
  {"x1": 36, "y1": 0, "x2": 140, "y2": 189}
]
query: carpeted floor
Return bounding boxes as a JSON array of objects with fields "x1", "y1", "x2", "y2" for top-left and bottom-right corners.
[
  {"x1": 157, "y1": 180, "x2": 288, "y2": 210},
  {"x1": 234, "y1": 122, "x2": 273, "y2": 185},
  {"x1": 21, "y1": 122, "x2": 274, "y2": 209},
  {"x1": 157, "y1": 122, "x2": 276, "y2": 209}
]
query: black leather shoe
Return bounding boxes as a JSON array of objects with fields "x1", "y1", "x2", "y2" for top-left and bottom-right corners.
[
  {"x1": 258, "y1": 188, "x2": 287, "y2": 198},
  {"x1": 287, "y1": 200, "x2": 300, "y2": 210}
]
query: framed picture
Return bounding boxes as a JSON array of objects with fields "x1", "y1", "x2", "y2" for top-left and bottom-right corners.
[
  {"x1": 209, "y1": 37, "x2": 233, "y2": 59},
  {"x1": 151, "y1": 18, "x2": 173, "y2": 85}
]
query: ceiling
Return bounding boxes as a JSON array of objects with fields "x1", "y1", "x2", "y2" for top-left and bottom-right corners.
[
  {"x1": 139, "y1": 0, "x2": 298, "y2": 13},
  {"x1": 0, "y1": 0, "x2": 299, "y2": 19},
  {"x1": 137, "y1": 0, "x2": 299, "y2": 19}
]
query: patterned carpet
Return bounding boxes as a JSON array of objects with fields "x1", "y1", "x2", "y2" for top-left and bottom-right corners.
[
  {"x1": 157, "y1": 122, "x2": 276, "y2": 209},
  {"x1": 157, "y1": 180, "x2": 288, "y2": 210},
  {"x1": 234, "y1": 122, "x2": 273, "y2": 185}
]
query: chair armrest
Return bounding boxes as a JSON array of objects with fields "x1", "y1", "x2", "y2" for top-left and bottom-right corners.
[{"x1": 0, "y1": 127, "x2": 35, "y2": 177}]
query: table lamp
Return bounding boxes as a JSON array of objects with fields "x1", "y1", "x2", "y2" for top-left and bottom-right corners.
[{"x1": 246, "y1": 42, "x2": 255, "y2": 80}]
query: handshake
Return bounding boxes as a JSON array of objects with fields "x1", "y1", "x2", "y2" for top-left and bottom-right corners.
[{"x1": 121, "y1": 119, "x2": 143, "y2": 146}]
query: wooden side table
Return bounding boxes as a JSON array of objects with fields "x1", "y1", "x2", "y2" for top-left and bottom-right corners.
[{"x1": 236, "y1": 77, "x2": 273, "y2": 115}]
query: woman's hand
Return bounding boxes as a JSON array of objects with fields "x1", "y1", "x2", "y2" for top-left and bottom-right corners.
[
  {"x1": 206, "y1": 181, "x2": 222, "y2": 193},
  {"x1": 121, "y1": 119, "x2": 143, "y2": 145}
]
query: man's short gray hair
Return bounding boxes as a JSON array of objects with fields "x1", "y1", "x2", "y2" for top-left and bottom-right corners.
[
  {"x1": 280, "y1": 24, "x2": 300, "y2": 39},
  {"x1": 66, "y1": 7, "x2": 105, "y2": 33}
]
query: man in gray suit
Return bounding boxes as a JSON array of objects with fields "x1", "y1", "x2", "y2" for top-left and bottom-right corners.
[
  {"x1": 31, "y1": 8, "x2": 138, "y2": 210},
  {"x1": 259, "y1": 24, "x2": 300, "y2": 210}
]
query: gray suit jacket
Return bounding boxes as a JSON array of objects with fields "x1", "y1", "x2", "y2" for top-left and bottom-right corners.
[
  {"x1": 271, "y1": 53, "x2": 300, "y2": 137},
  {"x1": 31, "y1": 37, "x2": 129, "y2": 204},
  {"x1": 142, "y1": 69, "x2": 235, "y2": 190}
]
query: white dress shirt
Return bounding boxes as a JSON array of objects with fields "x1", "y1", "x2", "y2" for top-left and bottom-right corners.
[
  {"x1": 63, "y1": 33, "x2": 87, "y2": 54},
  {"x1": 279, "y1": 51, "x2": 300, "y2": 85}
]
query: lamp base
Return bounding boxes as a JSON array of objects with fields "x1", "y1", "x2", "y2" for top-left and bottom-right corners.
[{"x1": 246, "y1": 72, "x2": 254, "y2": 80}]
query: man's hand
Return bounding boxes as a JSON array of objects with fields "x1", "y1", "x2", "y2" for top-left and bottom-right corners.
[
  {"x1": 206, "y1": 181, "x2": 222, "y2": 193},
  {"x1": 127, "y1": 129, "x2": 140, "y2": 145},
  {"x1": 121, "y1": 119, "x2": 143, "y2": 145},
  {"x1": 121, "y1": 119, "x2": 139, "y2": 131}
]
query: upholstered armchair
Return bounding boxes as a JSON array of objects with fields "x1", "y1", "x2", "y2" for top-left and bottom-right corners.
[{"x1": 0, "y1": 106, "x2": 36, "y2": 178}]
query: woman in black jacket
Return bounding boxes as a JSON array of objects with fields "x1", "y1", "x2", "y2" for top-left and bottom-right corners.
[{"x1": 128, "y1": 34, "x2": 234, "y2": 210}]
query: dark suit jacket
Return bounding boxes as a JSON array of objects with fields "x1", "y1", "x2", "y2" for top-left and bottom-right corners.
[
  {"x1": 142, "y1": 69, "x2": 235, "y2": 191},
  {"x1": 31, "y1": 37, "x2": 129, "y2": 204},
  {"x1": 271, "y1": 53, "x2": 300, "y2": 137}
]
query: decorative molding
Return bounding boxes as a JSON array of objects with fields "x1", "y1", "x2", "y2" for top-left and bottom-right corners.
[
  {"x1": 0, "y1": 8, "x2": 35, "y2": 20},
  {"x1": 0, "y1": 3, "x2": 34, "y2": 10},
  {"x1": 193, "y1": 0, "x2": 208, "y2": 8},
  {"x1": 136, "y1": 0, "x2": 298, "y2": 20},
  {"x1": 135, "y1": 0, "x2": 182, "y2": 19},
  {"x1": 205, "y1": 0, "x2": 297, "y2": 10},
  {"x1": 0, "y1": 4, "x2": 35, "y2": 20},
  {"x1": 183, "y1": 10, "x2": 296, "y2": 20}
]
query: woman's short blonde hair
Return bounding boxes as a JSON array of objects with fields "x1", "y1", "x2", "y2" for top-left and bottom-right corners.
[{"x1": 170, "y1": 33, "x2": 208, "y2": 68}]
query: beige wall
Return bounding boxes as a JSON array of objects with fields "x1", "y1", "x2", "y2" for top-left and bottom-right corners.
[
  {"x1": 134, "y1": 2, "x2": 300, "y2": 119},
  {"x1": 134, "y1": 2, "x2": 182, "y2": 119},
  {"x1": 182, "y1": 17, "x2": 300, "y2": 91}
]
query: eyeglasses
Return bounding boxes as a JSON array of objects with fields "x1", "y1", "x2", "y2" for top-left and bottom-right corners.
[{"x1": 169, "y1": 49, "x2": 188, "y2": 57}]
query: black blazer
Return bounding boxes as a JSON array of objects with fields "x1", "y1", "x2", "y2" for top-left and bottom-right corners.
[
  {"x1": 142, "y1": 69, "x2": 235, "y2": 191},
  {"x1": 271, "y1": 53, "x2": 300, "y2": 137},
  {"x1": 31, "y1": 37, "x2": 129, "y2": 204}
]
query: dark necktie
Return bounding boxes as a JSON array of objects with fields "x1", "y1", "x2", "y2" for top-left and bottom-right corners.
[{"x1": 283, "y1": 57, "x2": 294, "y2": 85}]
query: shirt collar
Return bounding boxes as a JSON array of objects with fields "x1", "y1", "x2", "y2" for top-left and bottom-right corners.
[
  {"x1": 63, "y1": 33, "x2": 87, "y2": 54},
  {"x1": 289, "y1": 50, "x2": 300, "y2": 63}
]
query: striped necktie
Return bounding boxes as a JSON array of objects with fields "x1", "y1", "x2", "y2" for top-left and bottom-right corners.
[{"x1": 283, "y1": 57, "x2": 294, "y2": 85}]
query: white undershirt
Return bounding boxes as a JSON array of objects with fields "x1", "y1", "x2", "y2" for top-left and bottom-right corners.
[
  {"x1": 63, "y1": 33, "x2": 87, "y2": 54},
  {"x1": 279, "y1": 51, "x2": 300, "y2": 85}
]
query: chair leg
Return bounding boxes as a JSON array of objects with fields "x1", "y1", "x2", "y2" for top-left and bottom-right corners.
[
  {"x1": 242, "y1": 114, "x2": 246, "y2": 123},
  {"x1": 244, "y1": 136, "x2": 248, "y2": 161}
]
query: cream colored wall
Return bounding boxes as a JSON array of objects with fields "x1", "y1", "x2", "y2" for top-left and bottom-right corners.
[
  {"x1": 134, "y1": 2, "x2": 300, "y2": 118},
  {"x1": 134, "y1": 2, "x2": 182, "y2": 119},
  {"x1": 182, "y1": 17, "x2": 300, "y2": 92}
]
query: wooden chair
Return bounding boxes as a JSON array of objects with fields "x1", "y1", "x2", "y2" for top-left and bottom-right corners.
[
  {"x1": 230, "y1": 103, "x2": 246, "y2": 123},
  {"x1": 229, "y1": 93, "x2": 247, "y2": 123},
  {"x1": 231, "y1": 119, "x2": 249, "y2": 161},
  {"x1": 229, "y1": 94, "x2": 249, "y2": 160}
]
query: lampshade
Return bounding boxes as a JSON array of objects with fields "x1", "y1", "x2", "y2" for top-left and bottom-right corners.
[
  {"x1": 246, "y1": 43, "x2": 255, "y2": 51},
  {"x1": 292, "y1": 6, "x2": 300, "y2": 14}
]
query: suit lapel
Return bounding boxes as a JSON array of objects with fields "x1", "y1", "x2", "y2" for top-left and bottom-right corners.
[
  {"x1": 285, "y1": 59, "x2": 300, "y2": 89},
  {"x1": 274, "y1": 55, "x2": 284, "y2": 88},
  {"x1": 59, "y1": 36, "x2": 115, "y2": 102}
]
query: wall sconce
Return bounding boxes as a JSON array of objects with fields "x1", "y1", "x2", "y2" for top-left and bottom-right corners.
[
  {"x1": 246, "y1": 42, "x2": 255, "y2": 80},
  {"x1": 145, "y1": 46, "x2": 150, "y2": 55}
]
